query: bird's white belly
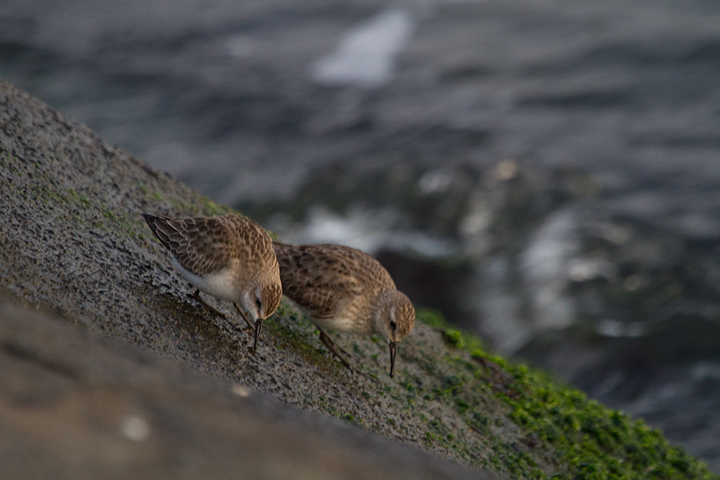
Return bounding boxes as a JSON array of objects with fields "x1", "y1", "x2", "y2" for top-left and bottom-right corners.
[{"x1": 172, "y1": 259, "x2": 240, "y2": 303}]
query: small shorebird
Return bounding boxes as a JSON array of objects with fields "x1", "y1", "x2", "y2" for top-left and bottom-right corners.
[
  {"x1": 274, "y1": 242, "x2": 415, "y2": 377},
  {"x1": 142, "y1": 213, "x2": 282, "y2": 349}
]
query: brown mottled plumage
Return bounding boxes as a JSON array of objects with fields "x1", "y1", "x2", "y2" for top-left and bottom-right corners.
[
  {"x1": 143, "y1": 213, "x2": 281, "y2": 349},
  {"x1": 274, "y1": 242, "x2": 415, "y2": 377}
]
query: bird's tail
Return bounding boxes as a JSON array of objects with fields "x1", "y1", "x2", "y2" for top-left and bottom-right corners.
[{"x1": 141, "y1": 213, "x2": 172, "y2": 250}]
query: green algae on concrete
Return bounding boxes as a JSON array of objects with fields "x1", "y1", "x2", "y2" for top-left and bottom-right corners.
[
  {"x1": 1, "y1": 78, "x2": 716, "y2": 480},
  {"x1": 416, "y1": 309, "x2": 717, "y2": 480}
]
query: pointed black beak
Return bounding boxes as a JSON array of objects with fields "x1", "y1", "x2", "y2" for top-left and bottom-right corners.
[
  {"x1": 388, "y1": 341, "x2": 398, "y2": 377},
  {"x1": 253, "y1": 317, "x2": 265, "y2": 350}
]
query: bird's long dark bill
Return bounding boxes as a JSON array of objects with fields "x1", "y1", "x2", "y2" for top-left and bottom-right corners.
[
  {"x1": 253, "y1": 318, "x2": 265, "y2": 350},
  {"x1": 389, "y1": 341, "x2": 398, "y2": 377}
]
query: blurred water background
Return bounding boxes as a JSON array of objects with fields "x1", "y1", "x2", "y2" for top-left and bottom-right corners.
[{"x1": 2, "y1": 0, "x2": 720, "y2": 470}]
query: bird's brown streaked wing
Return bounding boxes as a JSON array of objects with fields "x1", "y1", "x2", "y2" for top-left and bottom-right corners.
[
  {"x1": 145, "y1": 214, "x2": 239, "y2": 276},
  {"x1": 306, "y1": 244, "x2": 394, "y2": 291},
  {"x1": 274, "y1": 243, "x2": 387, "y2": 319},
  {"x1": 227, "y1": 216, "x2": 277, "y2": 267}
]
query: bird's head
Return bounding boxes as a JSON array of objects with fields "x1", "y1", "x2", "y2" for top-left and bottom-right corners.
[
  {"x1": 238, "y1": 263, "x2": 282, "y2": 350},
  {"x1": 373, "y1": 290, "x2": 416, "y2": 377}
]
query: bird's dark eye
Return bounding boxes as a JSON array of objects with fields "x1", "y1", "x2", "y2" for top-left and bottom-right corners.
[
  {"x1": 256, "y1": 298, "x2": 262, "y2": 310},
  {"x1": 390, "y1": 320, "x2": 397, "y2": 330}
]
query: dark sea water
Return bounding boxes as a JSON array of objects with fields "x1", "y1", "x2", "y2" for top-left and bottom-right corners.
[{"x1": 3, "y1": 0, "x2": 720, "y2": 470}]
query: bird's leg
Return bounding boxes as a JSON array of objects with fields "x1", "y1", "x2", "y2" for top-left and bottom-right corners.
[
  {"x1": 317, "y1": 330, "x2": 353, "y2": 359},
  {"x1": 319, "y1": 330, "x2": 354, "y2": 372},
  {"x1": 190, "y1": 289, "x2": 227, "y2": 320},
  {"x1": 330, "y1": 334, "x2": 353, "y2": 360},
  {"x1": 233, "y1": 303, "x2": 254, "y2": 330}
]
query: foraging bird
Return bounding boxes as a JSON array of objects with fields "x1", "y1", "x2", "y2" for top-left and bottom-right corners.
[
  {"x1": 143, "y1": 213, "x2": 282, "y2": 349},
  {"x1": 273, "y1": 242, "x2": 415, "y2": 377}
]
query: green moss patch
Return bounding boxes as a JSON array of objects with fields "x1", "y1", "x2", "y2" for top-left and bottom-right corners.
[{"x1": 417, "y1": 309, "x2": 717, "y2": 480}]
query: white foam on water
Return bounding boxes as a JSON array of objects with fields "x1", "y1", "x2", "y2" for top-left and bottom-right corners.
[
  {"x1": 520, "y1": 209, "x2": 580, "y2": 330},
  {"x1": 478, "y1": 257, "x2": 531, "y2": 353},
  {"x1": 268, "y1": 206, "x2": 454, "y2": 257},
  {"x1": 310, "y1": 9, "x2": 414, "y2": 88}
]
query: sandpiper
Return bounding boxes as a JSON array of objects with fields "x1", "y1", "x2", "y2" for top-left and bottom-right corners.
[
  {"x1": 143, "y1": 213, "x2": 282, "y2": 349},
  {"x1": 273, "y1": 242, "x2": 415, "y2": 377}
]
